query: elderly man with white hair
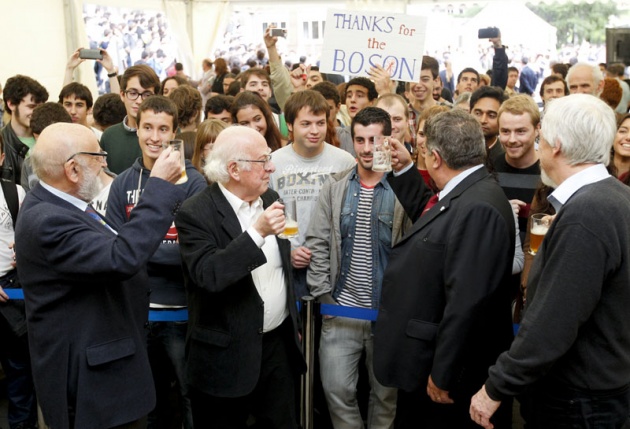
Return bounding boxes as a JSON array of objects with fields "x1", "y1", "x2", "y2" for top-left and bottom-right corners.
[
  {"x1": 566, "y1": 62, "x2": 605, "y2": 96},
  {"x1": 470, "y1": 94, "x2": 630, "y2": 429},
  {"x1": 175, "y1": 126, "x2": 306, "y2": 428}
]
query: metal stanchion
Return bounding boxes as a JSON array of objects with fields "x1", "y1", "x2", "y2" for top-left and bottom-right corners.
[{"x1": 300, "y1": 295, "x2": 316, "y2": 429}]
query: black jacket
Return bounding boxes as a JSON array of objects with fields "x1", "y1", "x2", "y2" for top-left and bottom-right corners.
[{"x1": 1, "y1": 122, "x2": 29, "y2": 184}]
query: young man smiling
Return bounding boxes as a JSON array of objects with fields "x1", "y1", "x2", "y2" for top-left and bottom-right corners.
[
  {"x1": 269, "y1": 90, "x2": 355, "y2": 297},
  {"x1": 494, "y1": 95, "x2": 541, "y2": 243},
  {"x1": 106, "y1": 95, "x2": 206, "y2": 429},
  {"x1": 337, "y1": 77, "x2": 378, "y2": 156},
  {"x1": 100, "y1": 65, "x2": 161, "y2": 174},
  {"x1": 1, "y1": 75, "x2": 49, "y2": 183}
]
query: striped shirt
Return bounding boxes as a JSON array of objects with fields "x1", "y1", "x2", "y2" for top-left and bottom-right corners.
[{"x1": 337, "y1": 184, "x2": 374, "y2": 308}]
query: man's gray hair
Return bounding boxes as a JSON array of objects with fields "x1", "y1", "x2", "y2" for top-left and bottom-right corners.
[
  {"x1": 566, "y1": 62, "x2": 604, "y2": 95},
  {"x1": 424, "y1": 108, "x2": 486, "y2": 170},
  {"x1": 203, "y1": 126, "x2": 255, "y2": 184},
  {"x1": 542, "y1": 94, "x2": 615, "y2": 166}
]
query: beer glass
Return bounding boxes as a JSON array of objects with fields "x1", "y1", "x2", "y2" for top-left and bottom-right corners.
[
  {"x1": 166, "y1": 139, "x2": 188, "y2": 184},
  {"x1": 279, "y1": 198, "x2": 298, "y2": 239},
  {"x1": 529, "y1": 213, "x2": 550, "y2": 255},
  {"x1": 372, "y1": 136, "x2": 392, "y2": 172}
]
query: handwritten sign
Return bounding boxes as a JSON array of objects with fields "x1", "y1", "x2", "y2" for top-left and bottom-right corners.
[{"x1": 320, "y1": 9, "x2": 427, "y2": 83}]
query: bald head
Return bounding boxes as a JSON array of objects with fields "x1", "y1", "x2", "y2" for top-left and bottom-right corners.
[
  {"x1": 33, "y1": 122, "x2": 100, "y2": 185},
  {"x1": 204, "y1": 126, "x2": 268, "y2": 184}
]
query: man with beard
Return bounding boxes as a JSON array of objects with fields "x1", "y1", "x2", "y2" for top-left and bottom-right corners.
[
  {"x1": 566, "y1": 62, "x2": 604, "y2": 96},
  {"x1": 306, "y1": 107, "x2": 409, "y2": 428},
  {"x1": 470, "y1": 94, "x2": 630, "y2": 428},
  {"x1": 15, "y1": 122, "x2": 184, "y2": 429}
]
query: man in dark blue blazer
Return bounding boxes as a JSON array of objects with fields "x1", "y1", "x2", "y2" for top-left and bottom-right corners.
[
  {"x1": 15, "y1": 122, "x2": 185, "y2": 429},
  {"x1": 374, "y1": 109, "x2": 516, "y2": 429},
  {"x1": 176, "y1": 126, "x2": 305, "y2": 428}
]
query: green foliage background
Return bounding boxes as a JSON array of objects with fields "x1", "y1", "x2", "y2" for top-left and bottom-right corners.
[{"x1": 526, "y1": 1, "x2": 619, "y2": 46}]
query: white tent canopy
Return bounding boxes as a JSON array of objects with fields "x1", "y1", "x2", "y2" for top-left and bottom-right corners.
[
  {"x1": 1, "y1": 0, "x2": 231, "y2": 100},
  {"x1": 461, "y1": 1, "x2": 558, "y2": 55}
]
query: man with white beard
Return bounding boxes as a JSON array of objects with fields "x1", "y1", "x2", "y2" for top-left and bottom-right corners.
[
  {"x1": 470, "y1": 94, "x2": 630, "y2": 429},
  {"x1": 15, "y1": 122, "x2": 184, "y2": 429}
]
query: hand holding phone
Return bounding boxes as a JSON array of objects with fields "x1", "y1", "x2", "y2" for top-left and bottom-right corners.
[{"x1": 79, "y1": 49, "x2": 103, "y2": 60}]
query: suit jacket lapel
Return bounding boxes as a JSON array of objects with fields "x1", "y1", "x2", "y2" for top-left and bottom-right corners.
[
  {"x1": 260, "y1": 190, "x2": 293, "y2": 279},
  {"x1": 208, "y1": 184, "x2": 243, "y2": 241}
]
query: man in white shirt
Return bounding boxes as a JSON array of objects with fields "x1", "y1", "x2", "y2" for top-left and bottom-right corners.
[{"x1": 176, "y1": 126, "x2": 306, "y2": 428}]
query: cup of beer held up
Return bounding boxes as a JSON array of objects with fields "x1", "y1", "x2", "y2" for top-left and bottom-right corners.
[
  {"x1": 278, "y1": 198, "x2": 299, "y2": 239},
  {"x1": 372, "y1": 135, "x2": 393, "y2": 173},
  {"x1": 165, "y1": 139, "x2": 188, "y2": 184},
  {"x1": 529, "y1": 213, "x2": 551, "y2": 255}
]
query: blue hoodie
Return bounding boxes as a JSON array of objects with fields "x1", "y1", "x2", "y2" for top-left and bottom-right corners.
[{"x1": 106, "y1": 158, "x2": 206, "y2": 306}]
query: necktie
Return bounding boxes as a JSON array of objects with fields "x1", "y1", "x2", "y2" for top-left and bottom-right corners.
[
  {"x1": 85, "y1": 205, "x2": 116, "y2": 233},
  {"x1": 421, "y1": 193, "x2": 440, "y2": 217}
]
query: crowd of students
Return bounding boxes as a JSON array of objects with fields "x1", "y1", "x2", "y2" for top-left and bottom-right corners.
[{"x1": 1, "y1": 21, "x2": 630, "y2": 429}]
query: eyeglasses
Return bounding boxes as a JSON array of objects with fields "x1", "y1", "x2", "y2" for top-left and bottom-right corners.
[
  {"x1": 236, "y1": 154, "x2": 272, "y2": 168},
  {"x1": 124, "y1": 90, "x2": 154, "y2": 101},
  {"x1": 66, "y1": 151, "x2": 108, "y2": 163}
]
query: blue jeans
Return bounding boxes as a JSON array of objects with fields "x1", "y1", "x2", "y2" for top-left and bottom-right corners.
[
  {"x1": 319, "y1": 316, "x2": 397, "y2": 429},
  {"x1": 146, "y1": 320, "x2": 192, "y2": 429},
  {"x1": 521, "y1": 380, "x2": 630, "y2": 429}
]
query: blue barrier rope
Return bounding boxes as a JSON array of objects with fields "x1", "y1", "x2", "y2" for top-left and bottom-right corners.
[
  {"x1": 5, "y1": 289, "x2": 189, "y2": 322},
  {"x1": 320, "y1": 304, "x2": 378, "y2": 321},
  {"x1": 4, "y1": 288, "x2": 24, "y2": 299},
  {"x1": 6, "y1": 290, "x2": 379, "y2": 323},
  {"x1": 148, "y1": 309, "x2": 189, "y2": 322}
]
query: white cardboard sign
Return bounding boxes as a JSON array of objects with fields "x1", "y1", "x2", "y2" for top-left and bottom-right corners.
[{"x1": 320, "y1": 9, "x2": 427, "y2": 83}]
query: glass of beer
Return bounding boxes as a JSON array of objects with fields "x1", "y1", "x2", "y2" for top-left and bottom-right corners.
[
  {"x1": 166, "y1": 139, "x2": 188, "y2": 184},
  {"x1": 278, "y1": 198, "x2": 298, "y2": 239},
  {"x1": 372, "y1": 136, "x2": 392, "y2": 172},
  {"x1": 529, "y1": 213, "x2": 550, "y2": 255}
]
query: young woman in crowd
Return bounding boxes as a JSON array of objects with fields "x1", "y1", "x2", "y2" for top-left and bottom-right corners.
[
  {"x1": 613, "y1": 114, "x2": 630, "y2": 184},
  {"x1": 161, "y1": 75, "x2": 188, "y2": 96},
  {"x1": 191, "y1": 119, "x2": 229, "y2": 181},
  {"x1": 230, "y1": 91, "x2": 284, "y2": 151}
]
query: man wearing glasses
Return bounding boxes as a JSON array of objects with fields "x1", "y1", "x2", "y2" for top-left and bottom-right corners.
[
  {"x1": 176, "y1": 126, "x2": 306, "y2": 428},
  {"x1": 100, "y1": 65, "x2": 161, "y2": 174},
  {"x1": 15, "y1": 122, "x2": 185, "y2": 428}
]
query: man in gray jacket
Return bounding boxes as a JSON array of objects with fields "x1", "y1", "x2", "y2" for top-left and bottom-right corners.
[{"x1": 305, "y1": 107, "x2": 409, "y2": 429}]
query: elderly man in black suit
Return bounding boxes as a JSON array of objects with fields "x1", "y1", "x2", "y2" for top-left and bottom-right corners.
[
  {"x1": 176, "y1": 126, "x2": 305, "y2": 428},
  {"x1": 16, "y1": 122, "x2": 184, "y2": 429},
  {"x1": 373, "y1": 109, "x2": 516, "y2": 428}
]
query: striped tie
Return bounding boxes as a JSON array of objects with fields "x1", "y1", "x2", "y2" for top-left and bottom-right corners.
[{"x1": 85, "y1": 205, "x2": 116, "y2": 233}]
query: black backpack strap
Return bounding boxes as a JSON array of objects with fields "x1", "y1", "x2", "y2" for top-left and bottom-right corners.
[{"x1": 1, "y1": 179, "x2": 19, "y2": 229}]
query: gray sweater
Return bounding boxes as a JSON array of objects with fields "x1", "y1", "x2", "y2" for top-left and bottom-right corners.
[{"x1": 486, "y1": 177, "x2": 630, "y2": 399}]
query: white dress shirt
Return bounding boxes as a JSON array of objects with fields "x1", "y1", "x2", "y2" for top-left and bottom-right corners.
[{"x1": 218, "y1": 183, "x2": 288, "y2": 332}]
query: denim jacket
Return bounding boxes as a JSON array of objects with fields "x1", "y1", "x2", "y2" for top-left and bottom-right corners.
[{"x1": 305, "y1": 166, "x2": 410, "y2": 308}]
